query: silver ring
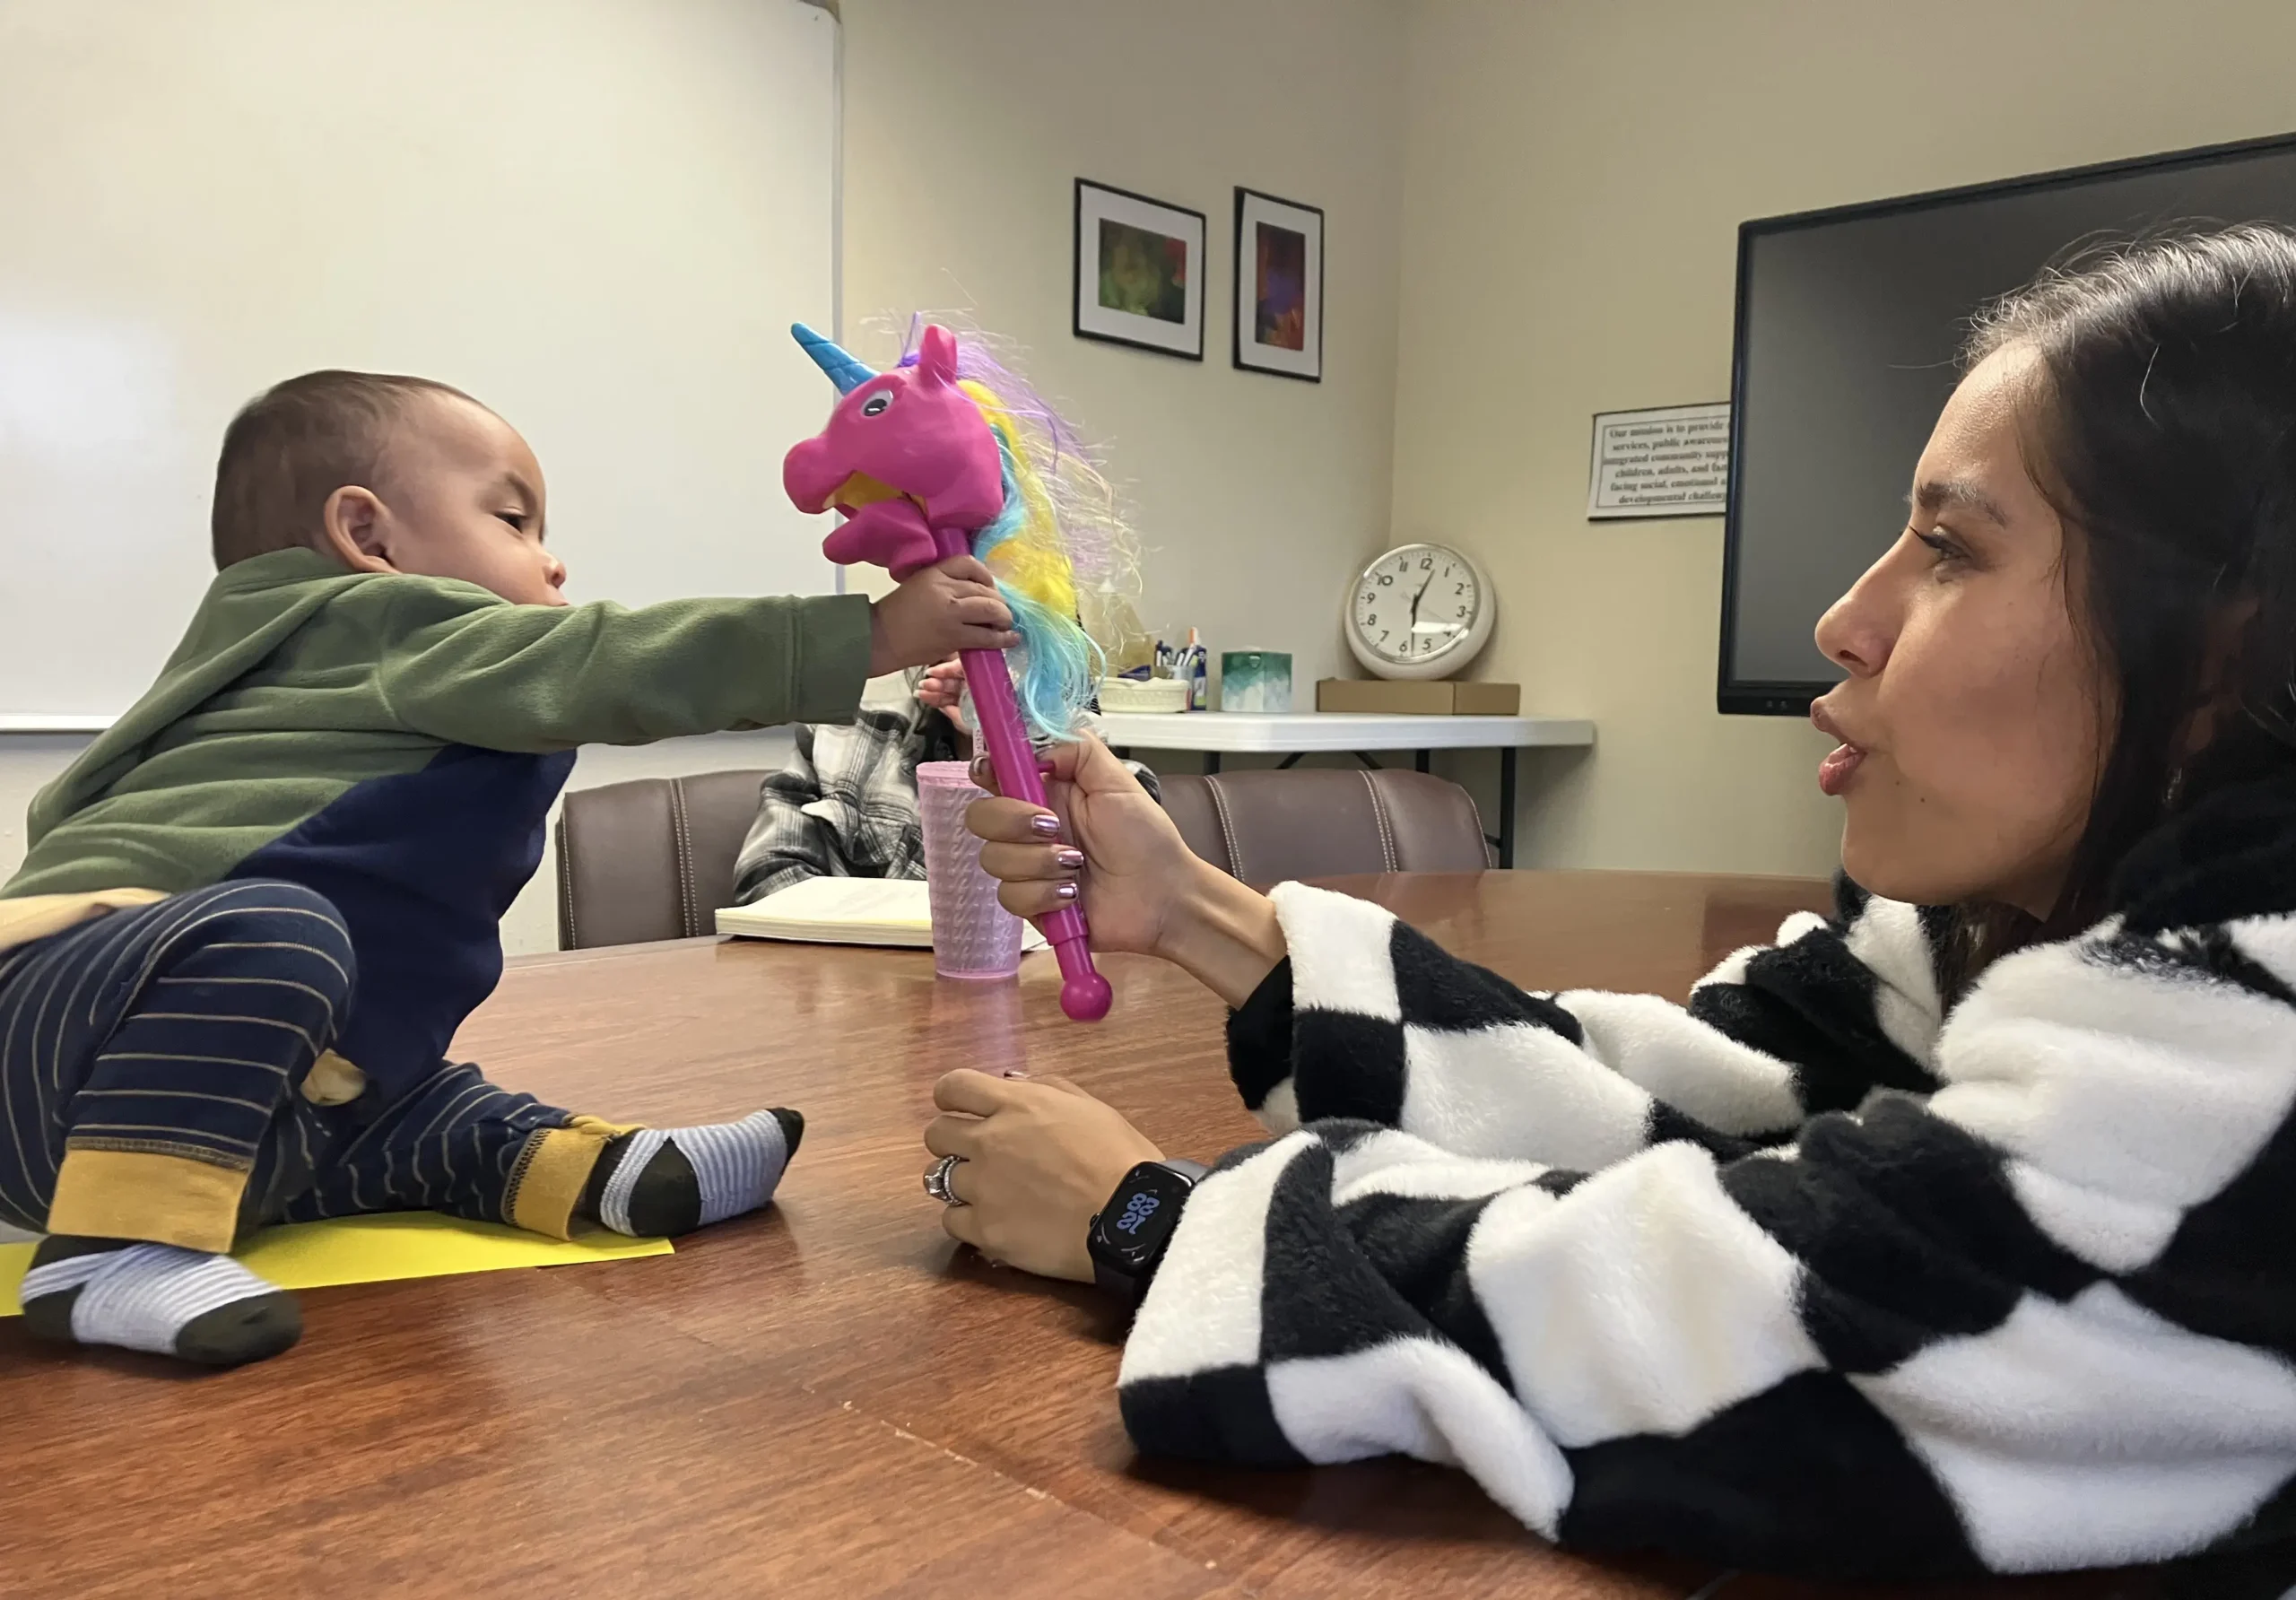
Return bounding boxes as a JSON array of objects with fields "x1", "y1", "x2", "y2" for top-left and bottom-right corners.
[{"x1": 924, "y1": 1153, "x2": 967, "y2": 1207}]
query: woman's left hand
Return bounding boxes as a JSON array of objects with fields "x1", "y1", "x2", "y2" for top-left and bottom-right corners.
[{"x1": 924, "y1": 1069, "x2": 1165, "y2": 1282}]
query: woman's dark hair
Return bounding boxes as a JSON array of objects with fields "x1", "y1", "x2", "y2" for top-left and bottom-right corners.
[{"x1": 1956, "y1": 222, "x2": 2296, "y2": 966}]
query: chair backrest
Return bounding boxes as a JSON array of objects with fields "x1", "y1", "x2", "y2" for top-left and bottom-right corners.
[
  {"x1": 1156, "y1": 768, "x2": 1490, "y2": 884},
  {"x1": 554, "y1": 761, "x2": 1491, "y2": 951},
  {"x1": 555, "y1": 770, "x2": 770, "y2": 949}
]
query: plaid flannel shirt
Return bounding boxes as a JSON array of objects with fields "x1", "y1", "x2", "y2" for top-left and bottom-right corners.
[
  {"x1": 732, "y1": 688, "x2": 1160, "y2": 907},
  {"x1": 731, "y1": 697, "x2": 965, "y2": 905}
]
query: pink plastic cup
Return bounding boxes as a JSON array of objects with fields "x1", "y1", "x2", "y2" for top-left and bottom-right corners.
[{"x1": 918, "y1": 760, "x2": 1027, "y2": 981}]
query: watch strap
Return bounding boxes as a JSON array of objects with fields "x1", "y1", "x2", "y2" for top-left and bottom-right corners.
[{"x1": 1091, "y1": 1248, "x2": 1135, "y2": 1301}]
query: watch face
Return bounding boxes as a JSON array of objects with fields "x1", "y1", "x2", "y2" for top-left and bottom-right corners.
[
  {"x1": 1093, "y1": 1162, "x2": 1195, "y2": 1274},
  {"x1": 1351, "y1": 545, "x2": 1480, "y2": 666}
]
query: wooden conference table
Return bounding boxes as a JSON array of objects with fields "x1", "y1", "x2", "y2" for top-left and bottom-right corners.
[{"x1": 0, "y1": 873, "x2": 2163, "y2": 1599}]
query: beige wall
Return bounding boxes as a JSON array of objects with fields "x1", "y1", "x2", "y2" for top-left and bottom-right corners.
[
  {"x1": 20, "y1": 0, "x2": 2296, "y2": 929},
  {"x1": 0, "y1": 0, "x2": 1406, "y2": 945},
  {"x1": 838, "y1": 0, "x2": 1406, "y2": 686},
  {"x1": 1394, "y1": 0, "x2": 2296, "y2": 878}
]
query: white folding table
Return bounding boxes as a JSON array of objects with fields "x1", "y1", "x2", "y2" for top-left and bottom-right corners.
[{"x1": 1096, "y1": 711, "x2": 1596, "y2": 868}]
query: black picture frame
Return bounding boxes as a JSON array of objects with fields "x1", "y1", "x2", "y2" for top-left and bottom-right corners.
[
  {"x1": 1231, "y1": 186, "x2": 1323, "y2": 381},
  {"x1": 1719, "y1": 126, "x2": 2296, "y2": 717},
  {"x1": 1073, "y1": 178, "x2": 1206, "y2": 361}
]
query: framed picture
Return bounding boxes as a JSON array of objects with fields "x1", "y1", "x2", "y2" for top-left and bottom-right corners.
[
  {"x1": 1232, "y1": 187, "x2": 1322, "y2": 381},
  {"x1": 1586, "y1": 402, "x2": 1732, "y2": 520},
  {"x1": 1074, "y1": 178, "x2": 1205, "y2": 360}
]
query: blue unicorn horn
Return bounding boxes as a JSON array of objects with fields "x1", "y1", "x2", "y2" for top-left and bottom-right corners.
[{"x1": 792, "y1": 323, "x2": 875, "y2": 394}]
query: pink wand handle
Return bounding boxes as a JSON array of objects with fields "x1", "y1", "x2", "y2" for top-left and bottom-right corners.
[
  {"x1": 958, "y1": 648, "x2": 1110, "y2": 1022},
  {"x1": 935, "y1": 532, "x2": 1111, "y2": 1022}
]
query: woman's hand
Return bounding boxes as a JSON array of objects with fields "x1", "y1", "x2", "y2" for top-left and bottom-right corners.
[
  {"x1": 916, "y1": 657, "x2": 966, "y2": 713},
  {"x1": 967, "y1": 735, "x2": 1201, "y2": 958},
  {"x1": 967, "y1": 735, "x2": 1290, "y2": 1006},
  {"x1": 924, "y1": 1069, "x2": 1165, "y2": 1282}
]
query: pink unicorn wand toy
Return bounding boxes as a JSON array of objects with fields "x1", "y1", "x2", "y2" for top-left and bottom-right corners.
[{"x1": 783, "y1": 319, "x2": 1134, "y2": 1022}]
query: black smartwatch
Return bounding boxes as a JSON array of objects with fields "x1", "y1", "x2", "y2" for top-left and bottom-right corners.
[{"x1": 1086, "y1": 1158, "x2": 1209, "y2": 1304}]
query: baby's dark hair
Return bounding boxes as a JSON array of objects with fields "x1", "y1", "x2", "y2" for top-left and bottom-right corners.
[{"x1": 210, "y1": 370, "x2": 480, "y2": 570}]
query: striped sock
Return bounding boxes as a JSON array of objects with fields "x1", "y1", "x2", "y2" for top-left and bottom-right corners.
[
  {"x1": 19, "y1": 1237, "x2": 300, "y2": 1367},
  {"x1": 583, "y1": 1109, "x2": 803, "y2": 1238}
]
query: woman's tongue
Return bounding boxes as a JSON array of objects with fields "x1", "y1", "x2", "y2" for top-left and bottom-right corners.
[{"x1": 1818, "y1": 743, "x2": 1866, "y2": 797}]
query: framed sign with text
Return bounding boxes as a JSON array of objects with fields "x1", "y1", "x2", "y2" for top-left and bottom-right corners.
[{"x1": 1587, "y1": 402, "x2": 1731, "y2": 519}]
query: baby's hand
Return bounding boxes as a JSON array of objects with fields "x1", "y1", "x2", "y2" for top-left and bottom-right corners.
[
  {"x1": 916, "y1": 657, "x2": 967, "y2": 712},
  {"x1": 869, "y1": 558, "x2": 1016, "y2": 677}
]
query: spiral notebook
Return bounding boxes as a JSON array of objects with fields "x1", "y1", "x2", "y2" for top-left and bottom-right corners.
[{"x1": 714, "y1": 876, "x2": 1047, "y2": 951}]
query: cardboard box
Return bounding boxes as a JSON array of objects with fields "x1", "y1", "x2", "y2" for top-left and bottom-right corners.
[{"x1": 1316, "y1": 679, "x2": 1521, "y2": 715}]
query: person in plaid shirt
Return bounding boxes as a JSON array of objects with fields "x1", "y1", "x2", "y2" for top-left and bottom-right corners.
[
  {"x1": 733, "y1": 660, "x2": 1162, "y2": 904},
  {"x1": 731, "y1": 660, "x2": 970, "y2": 904}
]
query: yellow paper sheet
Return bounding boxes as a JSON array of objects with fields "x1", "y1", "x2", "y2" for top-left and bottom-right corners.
[{"x1": 0, "y1": 1212, "x2": 671, "y2": 1316}]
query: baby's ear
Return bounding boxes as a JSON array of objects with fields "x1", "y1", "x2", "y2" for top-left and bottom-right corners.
[
  {"x1": 318, "y1": 485, "x2": 400, "y2": 575},
  {"x1": 917, "y1": 325, "x2": 959, "y2": 387}
]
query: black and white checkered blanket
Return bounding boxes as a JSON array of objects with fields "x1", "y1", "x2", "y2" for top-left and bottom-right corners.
[{"x1": 1118, "y1": 775, "x2": 2296, "y2": 1583}]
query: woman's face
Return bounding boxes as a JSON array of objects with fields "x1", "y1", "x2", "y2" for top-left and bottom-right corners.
[{"x1": 1812, "y1": 343, "x2": 2109, "y2": 915}]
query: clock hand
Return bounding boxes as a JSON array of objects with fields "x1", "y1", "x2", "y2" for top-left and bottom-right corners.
[{"x1": 1406, "y1": 568, "x2": 1437, "y2": 647}]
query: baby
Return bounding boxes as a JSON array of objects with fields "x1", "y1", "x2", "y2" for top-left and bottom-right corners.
[{"x1": 0, "y1": 369, "x2": 1015, "y2": 1368}]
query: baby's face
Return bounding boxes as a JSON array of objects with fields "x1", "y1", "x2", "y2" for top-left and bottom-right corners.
[{"x1": 368, "y1": 395, "x2": 567, "y2": 606}]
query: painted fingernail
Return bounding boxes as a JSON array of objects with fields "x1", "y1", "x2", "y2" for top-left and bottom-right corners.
[
  {"x1": 970, "y1": 756, "x2": 993, "y2": 785},
  {"x1": 1054, "y1": 881, "x2": 1080, "y2": 900},
  {"x1": 1029, "y1": 814, "x2": 1063, "y2": 837},
  {"x1": 1055, "y1": 848, "x2": 1085, "y2": 870}
]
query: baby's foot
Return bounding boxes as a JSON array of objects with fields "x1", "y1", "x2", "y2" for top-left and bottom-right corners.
[
  {"x1": 580, "y1": 1109, "x2": 803, "y2": 1237},
  {"x1": 19, "y1": 1235, "x2": 300, "y2": 1367}
]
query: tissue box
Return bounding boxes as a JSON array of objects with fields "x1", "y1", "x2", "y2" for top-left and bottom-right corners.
[{"x1": 1220, "y1": 651, "x2": 1292, "y2": 713}]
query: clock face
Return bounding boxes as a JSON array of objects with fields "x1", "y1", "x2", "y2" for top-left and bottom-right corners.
[{"x1": 1351, "y1": 545, "x2": 1481, "y2": 666}]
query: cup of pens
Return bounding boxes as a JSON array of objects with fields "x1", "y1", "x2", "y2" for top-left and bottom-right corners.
[
  {"x1": 1100, "y1": 630, "x2": 1202, "y2": 714},
  {"x1": 1157, "y1": 630, "x2": 1208, "y2": 711}
]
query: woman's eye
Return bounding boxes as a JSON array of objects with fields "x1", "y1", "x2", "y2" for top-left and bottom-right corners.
[{"x1": 1914, "y1": 528, "x2": 1962, "y2": 562}]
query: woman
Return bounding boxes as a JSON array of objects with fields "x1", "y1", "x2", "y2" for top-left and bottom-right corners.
[{"x1": 922, "y1": 227, "x2": 2296, "y2": 1587}]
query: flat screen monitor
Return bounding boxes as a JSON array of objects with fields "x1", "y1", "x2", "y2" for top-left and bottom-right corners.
[{"x1": 1720, "y1": 131, "x2": 2296, "y2": 715}]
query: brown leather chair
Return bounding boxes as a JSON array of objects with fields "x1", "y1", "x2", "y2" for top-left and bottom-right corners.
[
  {"x1": 555, "y1": 770, "x2": 770, "y2": 949},
  {"x1": 1156, "y1": 768, "x2": 1491, "y2": 884},
  {"x1": 554, "y1": 762, "x2": 1491, "y2": 950}
]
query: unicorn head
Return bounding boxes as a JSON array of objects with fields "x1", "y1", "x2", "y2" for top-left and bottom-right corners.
[
  {"x1": 786, "y1": 319, "x2": 1131, "y2": 743},
  {"x1": 782, "y1": 323, "x2": 1004, "y2": 576}
]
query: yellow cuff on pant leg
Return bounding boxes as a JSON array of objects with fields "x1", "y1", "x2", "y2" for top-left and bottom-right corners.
[
  {"x1": 506, "y1": 1115, "x2": 633, "y2": 1240},
  {"x1": 47, "y1": 1148, "x2": 248, "y2": 1254}
]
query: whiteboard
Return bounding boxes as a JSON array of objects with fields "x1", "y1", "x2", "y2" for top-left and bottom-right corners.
[{"x1": 0, "y1": 0, "x2": 839, "y2": 726}]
